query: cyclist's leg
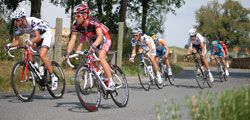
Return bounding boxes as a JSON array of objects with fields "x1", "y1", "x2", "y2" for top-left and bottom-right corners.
[
  {"x1": 150, "y1": 50, "x2": 158, "y2": 72},
  {"x1": 162, "y1": 49, "x2": 170, "y2": 68}
]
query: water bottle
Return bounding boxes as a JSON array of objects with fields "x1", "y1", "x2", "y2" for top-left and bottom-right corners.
[{"x1": 39, "y1": 66, "x2": 44, "y2": 76}]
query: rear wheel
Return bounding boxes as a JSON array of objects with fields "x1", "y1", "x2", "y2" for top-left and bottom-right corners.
[
  {"x1": 46, "y1": 61, "x2": 65, "y2": 98},
  {"x1": 75, "y1": 65, "x2": 101, "y2": 112},
  {"x1": 110, "y1": 65, "x2": 129, "y2": 107},
  {"x1": 137, "y1": 61, "x2": 151, "y2": 91},
  {"x1": 11, "y1": 61, "x2": 36, "y2": 102}
]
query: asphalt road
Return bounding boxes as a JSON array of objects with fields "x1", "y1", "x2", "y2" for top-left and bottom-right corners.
[{"x1": 0, "y1": 67, "x2": 249, "y2": 120}]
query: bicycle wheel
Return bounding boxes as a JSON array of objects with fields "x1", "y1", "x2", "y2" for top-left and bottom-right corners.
[
  {"x1": 194, "y1": 64, "x2": 206, "y2": 89},
  {"x1": 154, "y1": 66, "x2": 163, "y2": 89},
  {"x1": 75, "y1": 65, "x2": 101, "y2": 112},
  {"x1": 223, "y1": 67, "x2": 227, "y2": 82},
  {"x1": 166, "y1": 67, "x2": 175, "y2": 86},
  {"x1": 217, "y1": 63, "x2": 224, "y2": 82},
  {"x1": 109, "y1": 65, "x2": 129, "y2": 107},
  {"x1": 205, "y1": 71, "x2": 213, "y2": 88},
  {"x1": 137, "y1": 62, "x2": 151, "y2": 91},
  {"x1": 46, "y1": 61, "x2": 66, "y2": 98},
  {"x1": 11, "y1": 61, "x2": 36, "y2": 102}
]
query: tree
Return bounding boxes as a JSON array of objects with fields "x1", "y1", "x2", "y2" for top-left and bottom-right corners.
[
  {"x1": 2, "y1": 0, "x2": 42, "y2": 18},
  {"x1": 195, "y1": 0, "x2": 250, "y2": 49},
  {"x1": 127, "y1": 0, "x2": 185, "y2": 35}
]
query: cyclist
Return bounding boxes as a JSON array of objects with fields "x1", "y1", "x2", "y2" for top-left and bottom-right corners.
[
  {"x1": 210, "y1": 41, "x2": 229, "y2": 76},
  {"x1": 156, "y1": 27, "x2": 164, "y2": 39},
  {"x1": 129, "y1": 28, "x2": 163, "y2": 84},
  {"x1": 62, "y1": 4, "x2": 115, "y2": 91},
  {"x1": 184, "y1": 28, "x2": 214, "y2": 82},
  {"x1": 5, "y1": 8, "x2": 58, "y2": 90},
  {"x1": 218, "y1": 41, "x2": 229, "y2": 68},
  {"x1": 151, "y1": 34, "x2": 172, "y2": 76}
]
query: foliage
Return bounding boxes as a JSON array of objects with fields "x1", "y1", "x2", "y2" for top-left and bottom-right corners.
[
  {"x1": 127, "y1": 0, "x2": 185, "y2": 35},
  {"x1": 185, "y1": 84, "x2": 250, "y2": 120},
  {"x1": 195, "y1": 0, "x2": 250, "y2": 49},
  {"x1": 155, "y1": 95, "x2": 181, "y2": 120}
]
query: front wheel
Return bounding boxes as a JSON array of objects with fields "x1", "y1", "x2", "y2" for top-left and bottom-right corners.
[
  {"x1": 75, "y1": 65, "x2": 101, "y2": 112},
  {"x1": 137, "y1": 62, "x2": 151, "y2": 91},
  {"x1": 194, "y1": 64, "x2": 205, "y2": 89},
  {"x1": 217, "y1": 63, "x2": 224, "y2": 82},
  {"x1": 110, "y1": 65, "x2": 129, "y2": 108},
  {"x1": 46, "y1": 61, "x2": 66, "y2": 98},
  {"x1": 11, "y1": 61, "x2": 36, "y2": 102}
]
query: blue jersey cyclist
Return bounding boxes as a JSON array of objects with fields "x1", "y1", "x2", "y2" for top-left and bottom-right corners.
[
  {"x1": 210, "y1": 41, "x2": 229, "y2": 76},
  {"x1": 129, "y1": 28, "x2": 163, "y2": 84},
  {"x1": 151, "y1": 34, "x2": 172, "y2": 76}
]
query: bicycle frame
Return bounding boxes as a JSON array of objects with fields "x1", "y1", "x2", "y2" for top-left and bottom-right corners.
[{"x1": 139, "y1": 54, "x2": 154, "y2": 79}]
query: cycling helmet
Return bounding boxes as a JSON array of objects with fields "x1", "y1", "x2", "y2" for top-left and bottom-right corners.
[
  {"x1": 189, "y1": 28, "x2": 197, "y2": 36},
  {"x1": 11, "y1": 8, "x2": 26, "y2": 20},
  {"x1": 152, "y1": 34, "x2": 159, "y2": 42},
  {"x1": 73, "y1": 4, "x2": 90, "y2": 14},
  {"x1": 212, "y1": 40, "x2": 218, "y2": 46},
  {"x1": 133, "y1": 28, "x2": 142, "y2": 35},
  {"x1": 159, "y1": 27, "x2": 164, "y2": 33},
  {"x1": 218, "y1": 41, "x2": 224, "y2": 45}
]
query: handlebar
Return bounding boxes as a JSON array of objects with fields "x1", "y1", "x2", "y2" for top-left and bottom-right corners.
[
  {"x1": 6, "y1": 45, "x2": 37, "y2": 58},
  {"x1": 66, "y1": 50, "x2": 100, "y2": 68},
  {"x1": 184, "y1": 52, "x2": 198, "y2": 60}
]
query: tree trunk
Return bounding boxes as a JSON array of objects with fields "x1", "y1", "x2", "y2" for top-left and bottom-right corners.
[
  {"x1": 30, "y1": 0, "x2": 41, "y2": 18},
  {"x1": 97, "y1": 0, "x2": 103, "y2": 19},
  {"x1": 141, "y1": 0, "x2": 148, "y2": 33},
  {"x1": 119, "y1": 0, "x2": 127, "y2": 22}
]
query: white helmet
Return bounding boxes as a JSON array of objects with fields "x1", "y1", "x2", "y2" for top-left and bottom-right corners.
[
  {"x1": 11, "y1": 8, "x2": 26, "y2": 20},
  {"x1": 133, "y1": 27, "x2": 142, "y2": 35},
  {"x1": 189, "y1": 28, "x2": 197, "y2": 36}
]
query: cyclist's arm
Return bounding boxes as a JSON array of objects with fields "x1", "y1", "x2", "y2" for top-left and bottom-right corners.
[
  {"x1": 93, "y1": 28, "x2": 103, "y2": 47},
  {"x1": 131, "y1": 46, "x2": 136, "y2": 58},
  {"x1": 200, "y1": 42, "x2": 205, "y2": 55},
  {"x1": 147, "y1": 42, "x2": 152, "y2": 54},
  {"x1": 11, "y1": 36, "x2": 20, "y2": 46},
  {"x1": 76, "y1": 42, "x2": 83, "y2": 52},
  {"x1": 66, "y1": 31, "x2": 78, "y2": 53},
  {"x1": 30, "y1": 31, "x2": 41, "y2": 43},
  {"x1": 164, "y1": 44, "x2": 169, "y2": 55},
  {"x1": 186, "y1": 45, "x2": 191, "y2": 55}
]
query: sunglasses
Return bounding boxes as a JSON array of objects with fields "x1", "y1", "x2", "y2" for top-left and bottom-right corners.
[{"x1": 74, "y1": 14, "x2": 83, "y2": 19}]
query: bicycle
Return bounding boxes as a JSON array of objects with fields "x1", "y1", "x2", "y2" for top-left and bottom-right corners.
[
  {"x1": 157, "y1": 56, "x2": 175, "y2": 86},
  {"x1": 6, "y1": 45, "x2": 65, "y2": 102},
  {"x1": 67, "y1": 50, "x2": 129, "y2": 112},
  {"x1": 184, "y1": 52, "x2": 212, "y2": 89},
  {"x1": 212, "y1": 58, "x2": 227, "y2": 82},
  {"x1": 136, "y1": 53, "x2": 163, "y2": 91}
]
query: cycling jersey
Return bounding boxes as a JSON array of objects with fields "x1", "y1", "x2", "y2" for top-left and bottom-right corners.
[
  {"x1": 15, "y1": 17, "x2": 53, "y2": 49},
  {"x1": 220, "y1": 43, "x2": 228, "y2": 52},
  {"x1": 72, "y1": 17, "x2": 111, "y2": 53},
  {"x1": 156, "y1": 39, "x2": 167, "y2": 51},
  {"x1": 131, "y1": 34, "x2": 156, "y2": 55},
  {"x1": 210, "y1": 44, "x2": 223, "y2": 57},
  {"x1": 15, "y1": 17, "x2": 50, "y2": 38}
]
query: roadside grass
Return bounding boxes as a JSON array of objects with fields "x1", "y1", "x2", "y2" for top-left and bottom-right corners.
[
  {"x1": 154, "y1": 84, "x2": 250, "y2": 120},
  {"x1": 0, "y1": 61, "x2": 16, "y2": 92}
]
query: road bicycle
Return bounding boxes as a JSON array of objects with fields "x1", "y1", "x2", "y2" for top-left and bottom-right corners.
[
  {"x1": 157, "y1": 56, "x2": 175, "y2": 86},
  {"x1": 67, "y1": 50, "x2": 129, "y2": 112},
  {"x1": 184, "y1": 52, "x2": 212, "y2": 89},
  {"x1": 6, "y1": 45, "x2": 65, "y2": 102},
  {"x1": 136, "y1": 53, "x2": 163, "y2": 91},
  {"x1": 212, "y1": 57, "x2": 227, "y2": 82}
]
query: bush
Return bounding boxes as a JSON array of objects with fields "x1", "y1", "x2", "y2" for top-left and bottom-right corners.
[{"x1": 185, "y1": 84, "x2": 250, "y2": 120}]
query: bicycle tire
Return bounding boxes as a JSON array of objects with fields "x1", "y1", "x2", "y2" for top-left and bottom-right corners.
[
  {"x1": 194, "y1": 64, "x2": 206, "y2": 89},
  {"x1": 137, "y1": 62, "x2": 151, "y2": 91},
  {"x1": 110, "y1": 65, "x2": 129, "y2": 107},
  {"x1": 154, "y1": 65, "x2": 163, "y2": 89},
  {"x1": 217, "y1": 63, "x2": 224, "y2": 82},
  {"x1": 223, "y1": 67, "x2": 227, "y2": 82},
  {"x1": 205, "y1": 71, "x2": 213, "y2": 88},
  {"x1": 11, "y1": 61, "x2": 36, "y2": 102},
  {"x1": 46, "y1": 61, "x2": 66, "y2": 98},
  {"x1": 75, "y1": 65, "x2": 101, "y2": 112}
]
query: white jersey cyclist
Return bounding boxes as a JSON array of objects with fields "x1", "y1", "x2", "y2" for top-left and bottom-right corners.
[
  {"x1": 187, "y1": 33, "x2": 207, "y2": 53},
  {"x1": 131, "y1": 34, "x2": 156, "y2": 55},
  {"x1": 15, "y1": 17, "x2": 53, "y2": 48}
]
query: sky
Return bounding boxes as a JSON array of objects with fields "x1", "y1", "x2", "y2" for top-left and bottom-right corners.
[{"x1": 20, "y1": 0, "x2": 250, "y2": 48}]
